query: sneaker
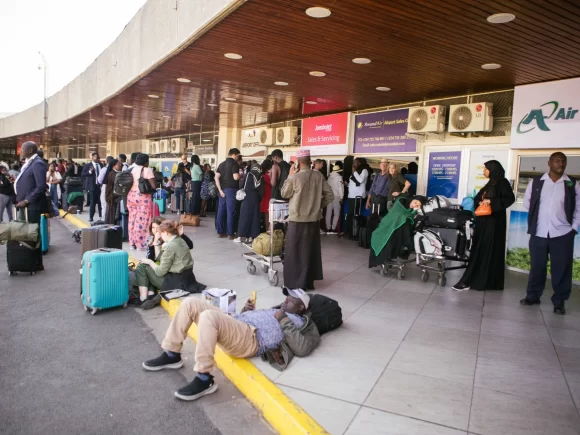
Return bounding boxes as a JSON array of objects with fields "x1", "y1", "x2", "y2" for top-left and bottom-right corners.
[
  {"x1": 520, "y1": 298, "x2": 541, "y2": 306},
  {"x1": 174, "y1": 374, "x2": 217, "y2": 401},
  {"x1": 141, "y1": 294, "x2": 161, "y2": 310},
  {"x1": 452, "y1": 282, "x2": 470, "y2": 291},
  {"x1": 142, "y1": 352, "x2": 184, "y2": 371},
  {"x1": 554, "y1": 303, "x2": 566, "y2": 315},
  {"x1": 233, "y1": 237, "x2": 245, "y2": 243},
  {"x1": 88, "y1": 220, "x2": 94, "y2": 224}
]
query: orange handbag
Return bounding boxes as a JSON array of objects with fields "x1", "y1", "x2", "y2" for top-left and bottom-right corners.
[{"x1": 474, "y1": 194, "x2": 492, "y2": 217}]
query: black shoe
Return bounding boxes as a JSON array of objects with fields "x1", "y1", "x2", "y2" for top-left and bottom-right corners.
[
  {"x1": 142, "y1": 352, "x2": 184, "y2": 371},
  {"x1": 452, "y1": 282, "x2": 470, "y2": 291},
  {"x1": 520, "y1": 298, "x2": 541, "y2": 306},
  {"x1": 141, "y1": 294, "x2": 161, "y2": 310},
  {"x1": 175, "y1": 374, "x2": 217, "y2": 401},
  {"x1": 554, "y1": 303, "x2": 566, "y2": 315}
]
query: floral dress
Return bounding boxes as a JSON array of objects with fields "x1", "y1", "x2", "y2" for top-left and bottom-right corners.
[{"x1": 201, "y1": 171, "x2": 218, "y2": 200}]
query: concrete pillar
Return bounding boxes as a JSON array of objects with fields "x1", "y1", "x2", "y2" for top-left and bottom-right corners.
[{"x1": 217, "y1": 126, "x2": 241, "y2": 161}]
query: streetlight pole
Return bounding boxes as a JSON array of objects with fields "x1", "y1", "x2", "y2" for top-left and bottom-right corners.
[{"x1": 38, "y1": 51, "x2": 48, "y2": 146}]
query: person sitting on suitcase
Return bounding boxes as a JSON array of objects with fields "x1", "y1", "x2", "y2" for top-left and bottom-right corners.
[
  {"x1": 142, "y1": 288, "x2": 320, "y2": 401},
  {"x1": 133, "y1": 220, "x2": 206, "y2": 309}
]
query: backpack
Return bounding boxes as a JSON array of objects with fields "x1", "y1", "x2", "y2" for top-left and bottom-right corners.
[
  {"x1": 252, "y1": 230, "x2": 284, "y2": 256},
  {"x1": 414, "y1": 229, "x2": 443, "y2": 256},
  {"x1": 173, "y1": 173, "x2": 184, "y2": 189},
  {"x1": 308, "y1": 294, "x2": 343, "y2": 335},
  {"x1": 113, "y1": 171, "x2": 134, "y2": 196}
]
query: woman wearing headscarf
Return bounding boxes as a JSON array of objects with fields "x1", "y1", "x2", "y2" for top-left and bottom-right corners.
[
  {"x1": 104, "y1": 159, "x2": 122, "y2": 225},
  {"x1": 235, "y1": 161, "x2": 263, "y2": 243},
  {"x1": 452, "y1": 160, "x2": 515, "y2": 291}
]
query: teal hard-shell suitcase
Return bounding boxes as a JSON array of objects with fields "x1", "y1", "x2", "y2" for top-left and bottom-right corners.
[
  {"x1": 81, "y1": 248, "x2": 129, "y2": 315},
  {"x1": 154, "y1": 198, "x2": 166, "y2": 214},
  {"x1": 40, "y1": 214, "x2": 49, "y2": 254}
]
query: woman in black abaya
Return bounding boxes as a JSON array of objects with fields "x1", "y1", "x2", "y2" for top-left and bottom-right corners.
[{"x1": 452, "y1": 160, "x2": 515, "y2": 291}]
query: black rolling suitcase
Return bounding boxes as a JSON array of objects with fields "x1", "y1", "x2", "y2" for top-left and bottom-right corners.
[
  {"x1": 431, "y1": 227, "x2": 469, "y2": 260},
  {"x1": 7, "y1": 241, "x2": 41, "y2": 275},
  {"x1": 359, "y1": 203, "x2": 381, "y2": 249},
  {"x1": 425, "y1": 207, "x2": 473, "y2": 230}
]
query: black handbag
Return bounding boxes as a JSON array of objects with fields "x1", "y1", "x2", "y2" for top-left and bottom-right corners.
[
  {"x1": 64, "y1": 176, "x2": 82, "y2": 187},
  {"x1": 138, "y1": 168, "x2": 156, "y2": 194}
]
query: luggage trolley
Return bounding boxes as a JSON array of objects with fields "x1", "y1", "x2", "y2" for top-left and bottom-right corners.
[
  {"x1": 415, "y1": 220, "x2": 473, "y2": 286},
  {"x1": 380, "y1": 255, "x2": 416, "y2": 280},
  {"x1": 242, "y1": 199, "x2": 289, "y2": 286}
]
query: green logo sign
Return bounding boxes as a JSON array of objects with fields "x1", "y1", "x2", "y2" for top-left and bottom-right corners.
[{"x1": 517, "y1": 101, "x2": 579, "y2": 134}]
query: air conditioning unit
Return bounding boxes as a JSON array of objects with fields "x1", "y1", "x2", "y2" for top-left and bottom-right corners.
[
  {"x1": 448, "y1": 102, "x2": 493, "y2": 133},
  {"x1": 159, "y1": 139, "x2": 169, "y2": 153},
  {"x1": 407, "y1": 105, "x2": 446, "y2": 133},
  {"x1": 259, "y1": 128, "x2": 274, "y2": 146},
  {"x1": 146, "y1": 141, "x2": 155, "y2": 154},
  {"x1": 275, "y1": 127, "x2": 298, "y2": 146},
  {"x1": 170, "y1": 138, "x2": 186, "y2": 154}
]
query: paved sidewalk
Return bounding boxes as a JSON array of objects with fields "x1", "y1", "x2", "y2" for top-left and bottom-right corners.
[{"x1": 68, "y1": 212, "x2": 580, "y2": 435}]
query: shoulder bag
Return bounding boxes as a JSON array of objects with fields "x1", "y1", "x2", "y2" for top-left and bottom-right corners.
[
  {"x1": 236, "y1": 173, "x2": 250, "y2": 201},
  {"x1": 474, "y1": 193, "x2": 492, "y2": 217},
  {"x1": 138, "y1": 168, "x2": 156, "y2": 195}
]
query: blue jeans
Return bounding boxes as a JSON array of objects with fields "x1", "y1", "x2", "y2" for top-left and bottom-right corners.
[
  {"x1": 217, "y1": 188, "x2": 237, "y2": 236},
  {"x1": 174, "y1": 187, "x2": 185, "y2": 212},
  {"x1": 49, "y1": 185, "x2": 59, "y2": 217}
]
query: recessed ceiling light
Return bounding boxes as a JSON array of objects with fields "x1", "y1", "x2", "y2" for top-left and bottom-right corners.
[
  {"x1": 352, "y1": 58, "x2": 371, "y2": 64},
  {"x1": 208, "y1": 103, "x2": 218, "y2": 107},
  {"x1": 105, "y1": 113, "x2": 114, "y2": 116},
  {"x1": 148, "y1": 94, "x2": 159, "y2": 99},
  {"x1": 65, "y1": 127, "x2": 71, "y2": 129},
  {"x1": 481, "y1": 63, "x2": 501, "y2": 70},
  {"x1": 224, "y1": 53, "x2": 242, "y2": 60},
  {"x1": 176, "y1": 78, "x2": 191, "y2": 83},
  {"x1": 77, "y1": 123, "x2": 84, "y2": 126},
  {"x1": 162, "y1": 115, "x2": 171, "y2": 118},
  {"x1": 376, "y1": 86, "x2": 391, "y2": 91},
  {"x1": 224, "y1": 97, "x2": 237, "y2": 101},
  {"x1": 305, "y1": 7, "x2": 331, "y2": 18},
  {"x1": 123, "y1": 105, "x2": 133, "y2": 108},
  {"x1": 487, "y1": 13, "x2": 515, "y2": 24},
  {"x1": 193, "y1": 124, "x2": 201, "y2": 126},
  {"x1": 274, "y1": 81, "x2": 289, "y2": 86},
  {"x1": 305, "y1": 101, "x2": 318, "y2": 105},
  {"x1": 202, "y1": 139, "x2": 212, "y2": 142},
  {"x1": 89, "y1": 118, "x2": 96, "y2": 122},
  {"x1": 309, "y1": 71, "x2": 326, "y2": 77}
]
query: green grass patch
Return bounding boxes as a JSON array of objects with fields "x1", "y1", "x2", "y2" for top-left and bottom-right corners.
[{"x1": 506, "y1": 247, "x2": 580, "y2": 281}]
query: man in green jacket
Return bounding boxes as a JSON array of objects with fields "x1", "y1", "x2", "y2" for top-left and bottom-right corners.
[{"x1": 142, "y1": 288, "x2": 320, "y2": 401}]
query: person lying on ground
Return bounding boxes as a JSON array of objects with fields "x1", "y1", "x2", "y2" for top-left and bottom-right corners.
[
  {"x1": 142, "y1": 288, "x2": 320, "y2": 401},
  {"x1": 132, "y1": 220, "x2": 205, "y2": 310}
]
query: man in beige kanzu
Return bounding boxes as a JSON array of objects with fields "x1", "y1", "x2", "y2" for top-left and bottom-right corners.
[{"x1": 281, "y1": 149, "x2": 334, "y2": 290}]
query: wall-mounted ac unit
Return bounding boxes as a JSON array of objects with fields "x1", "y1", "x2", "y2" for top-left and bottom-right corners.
[
  {"x1": 170, "y1": 138, "x2": 186, "y2": 154},
  {"x1": 159, "y1": 139, "x2": 169, "y2": 153},
  {"x1": 407, "y1": 105, "x2": 446, "y2": 133},
  {"x1": 275, "y1": 127, "x2": 298, "y2": 146},
  {"x1": 259, "y1": 128, "x2": 274, "y2": 146},
  {"x1": 146, "y1": 141, "x2": 156, "y2": 154},
  {"x1": 448, "y1": 102, "x2": 493, "y2": 133}
]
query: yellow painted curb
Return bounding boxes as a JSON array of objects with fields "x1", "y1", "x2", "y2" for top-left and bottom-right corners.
[
  {"x1": 60, "y1": 211, "x2": 329, "y2": 435},
  {"x1": 161, "y1": 298, "x2": 329, "y2": 435}
]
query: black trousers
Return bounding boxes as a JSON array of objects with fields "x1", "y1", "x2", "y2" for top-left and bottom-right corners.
[
  {"x1": 526, "y1": 231, "x2": 575, "y2": 306},
  {"x1": 88, "y1": 187, "x2": 102, "y2": 220},
  {"x1": 346, "y1": 198, "x2": 363, "y2": 238}
]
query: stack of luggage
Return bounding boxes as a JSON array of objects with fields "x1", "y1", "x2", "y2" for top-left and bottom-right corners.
[{"x1": 418, "y1": 206, "x2": 474, "y2": 260}]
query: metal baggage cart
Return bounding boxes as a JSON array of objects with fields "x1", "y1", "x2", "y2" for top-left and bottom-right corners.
[
  {"x1": 242, "y1": 199, "x2": 289, "y2": 286},
  {"x1": 380, "y1": 255, "x2": 416, "y2": 280},
  {"x1": 415, "y1": 220, "x2": 473, "y2": 286}
]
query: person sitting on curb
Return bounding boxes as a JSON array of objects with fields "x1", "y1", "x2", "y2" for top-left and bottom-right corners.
[
  {"x1": 132, "y1": 220, "x2": 205, "y2": 309},
  {"x1": 142, "y1": 288, "x2": 320, "y2": 401}
]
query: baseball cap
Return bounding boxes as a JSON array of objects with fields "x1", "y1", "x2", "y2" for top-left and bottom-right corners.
[{"x1": 282, "y1": 287, "x2": 310, "y2": 309}]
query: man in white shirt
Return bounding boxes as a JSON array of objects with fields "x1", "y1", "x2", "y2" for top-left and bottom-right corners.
[
  {"x1": 521, "y1": 152, "x2": 580, "y2": 315},
  {"x1": 81, "y1": 152, "x2": 103, "y2": 223}
]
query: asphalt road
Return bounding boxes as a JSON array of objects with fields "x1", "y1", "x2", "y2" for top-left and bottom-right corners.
[{"x1": 0, "y1": 219, "x2": 271, "y2": 435}]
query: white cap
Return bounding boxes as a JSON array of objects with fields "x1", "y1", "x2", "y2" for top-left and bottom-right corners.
[{"x1": 282, "y1": 287, "x2": 310, "y2": 309}]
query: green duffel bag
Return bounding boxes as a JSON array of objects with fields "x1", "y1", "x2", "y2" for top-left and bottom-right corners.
[
  {"x1": 0, "y1": 217, "x2": 39, "y2": 244},
  {"x1": 252, "y1": 230, "x2": 284, "y2": 256}
]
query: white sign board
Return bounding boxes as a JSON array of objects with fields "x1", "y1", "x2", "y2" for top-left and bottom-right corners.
[
  {"x1": 511, "y1": 77, "x2": 580, "y2": 149},
  {"x1": 466, "y1": 149, "x2": 510, "y2": 197},
  {"x1": 240, "y1": 128, "x2": 267, "y2": 157}
]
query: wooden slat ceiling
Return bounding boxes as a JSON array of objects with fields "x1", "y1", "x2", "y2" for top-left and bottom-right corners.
[{"x1": 6, "y1": 0, "x2": 580, "y2": 148}]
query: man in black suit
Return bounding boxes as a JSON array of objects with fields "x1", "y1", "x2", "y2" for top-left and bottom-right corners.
[
  {"x1": 81, "y1": 152, "x2": 103, "y2": 223},
  {"x1": 14, "y1": 141, "x2": 48, "y2": 270}
]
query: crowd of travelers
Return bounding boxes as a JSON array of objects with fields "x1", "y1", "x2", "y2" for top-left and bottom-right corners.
[{"x1": 2, "y1": 141, "x2": 578, "y2": 402}]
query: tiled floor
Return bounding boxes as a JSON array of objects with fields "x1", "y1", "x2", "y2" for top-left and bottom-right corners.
[{"x1": 75, "y1": 213, "x2": 580, "y2": 434}]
